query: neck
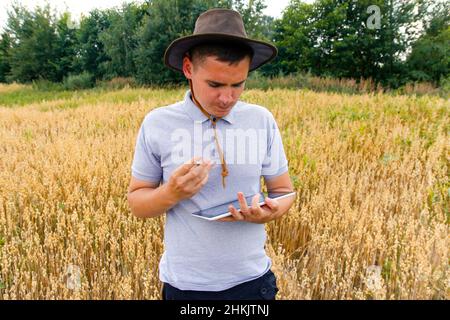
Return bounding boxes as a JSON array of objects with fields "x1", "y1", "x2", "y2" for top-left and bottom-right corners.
[
  {"x1": 188, "y1": 80, "x2": 222, "y2": 120},
  {"x1": 187, "y1": 79, "x2": 229, "y2": 187}
]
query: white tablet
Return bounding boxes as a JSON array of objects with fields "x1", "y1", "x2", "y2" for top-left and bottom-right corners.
[{"x1": 191, "y1": 191, "x2": 297, "y2": 221}]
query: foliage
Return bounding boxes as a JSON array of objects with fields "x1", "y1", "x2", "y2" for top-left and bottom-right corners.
[
  {"x1": 0, "y1": 0, "x2": 447, "y2": 91},
  {"x1": 406, "y1": 2, "x2": 450, "y2": 85},
  {"x1": 63, "y1": 71, "x2": 95, "y2": 90}
]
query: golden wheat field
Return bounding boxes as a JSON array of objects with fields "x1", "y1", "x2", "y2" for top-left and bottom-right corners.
[{"x1": 0, "y1": 84, "x2": 448, "y2": 300}]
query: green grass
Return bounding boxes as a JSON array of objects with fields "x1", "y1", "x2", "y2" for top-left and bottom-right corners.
[
  {"x1": 0, "y1": 85, "x2": 184, "y2": 109},
  {"x1": 0, "y1": 87, "x2": 78, "y2": 106},
  {"x1": 2, "y1": 72, "x2": 447, "y2": 108}
]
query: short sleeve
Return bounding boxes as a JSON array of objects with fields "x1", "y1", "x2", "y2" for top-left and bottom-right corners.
[
  {"x1": 261, "y1": 113, "x2": 288, "y2": 180},
  {"x1": 131, "y1": 117, "x2": 162, "y2": 183}
]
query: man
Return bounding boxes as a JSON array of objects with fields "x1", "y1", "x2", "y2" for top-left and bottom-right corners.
[{"x1": 128, "y1": 8, "x2": 295, "y2": 300}]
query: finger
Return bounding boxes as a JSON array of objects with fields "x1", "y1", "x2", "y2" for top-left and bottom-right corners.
[
  {"x1": 251, "y1": 193, "x2": 261, "y2": 210},
  {"x1": 264, "y1": 198, "x2": 279, "y2": 211},
  {"x1": 199, "y1": 160, "x2": 215, "y2": 175},
  {"x1": 229, "y1": 204, "x2": 245, "y2": 221},
  {"x1": 193, "y1": 171, "x2": 209, "y2": 189},
  {"x1": 218, "y1": 216, "x2": 236, "y2": 222},
  {"x1": 264, "y1": 197, "x2": 274, "y2": 210},
  {"x1": 248, "y1": 194, "x2": 264, "y2": 218},
  {"x1": 192, "y1": 158, "x2": 214, "y2": 175},
  {"x1": 194, "y1": 160, "x2": 215, "y2": 183},
  {"x1": 180, "y1": 159, "x2": 212, "y2": 185},
  {"x1": 175, "y1": 156, "x2": 203, "y2": 177},
  {"x1": 218, "y1": 210, "x2": 237, "y2": 222},
  {"x1": 237, "y1": 192, "x2": 249, "y2": 214}
]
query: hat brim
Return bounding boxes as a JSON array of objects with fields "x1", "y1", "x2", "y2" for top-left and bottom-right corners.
[{"x1": 164, "y1": 33, "x2": 278, "y2": 73}]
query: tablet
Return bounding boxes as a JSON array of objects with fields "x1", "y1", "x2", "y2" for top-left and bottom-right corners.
[{"x1": 191, "y1": 191, "x2": 297, "y2": 221}]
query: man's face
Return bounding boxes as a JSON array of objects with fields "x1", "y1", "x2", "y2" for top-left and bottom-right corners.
[{"x1": 182, "y1": 54, "x2": 250, "y2": 118}]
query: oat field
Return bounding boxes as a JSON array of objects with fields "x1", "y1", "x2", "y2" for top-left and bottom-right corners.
[{"x1": 0, "y1": 84, "x2": 448, "y2": 299}]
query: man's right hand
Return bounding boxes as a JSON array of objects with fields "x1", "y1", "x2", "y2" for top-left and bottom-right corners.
[{"x1": 165, "y1": 157, "x2": 215, "y2": 202}]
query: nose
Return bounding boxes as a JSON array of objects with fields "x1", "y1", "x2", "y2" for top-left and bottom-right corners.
[{"x1": 218, "y1": 89, "x2": 234, "y2": 106}]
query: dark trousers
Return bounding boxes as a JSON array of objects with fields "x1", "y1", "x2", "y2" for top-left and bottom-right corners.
[{"x1": 162, "y1": 269, "x2": 279, "y2": 300}]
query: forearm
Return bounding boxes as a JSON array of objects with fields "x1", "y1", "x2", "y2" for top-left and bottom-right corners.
[
  {"x1": 128, "y1": 183, "x2": 179, "y2": 219},
  {"x1": 271, "y1": 196, "x2": 296, "y2": 220},
  {"x1": 265, "y1": 182, "x2": 296, "y2": 221}
]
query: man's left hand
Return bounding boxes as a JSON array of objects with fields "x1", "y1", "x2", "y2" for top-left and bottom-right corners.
[{"x1": 218, "y1": 192, "x2": 280, "y2": 224}]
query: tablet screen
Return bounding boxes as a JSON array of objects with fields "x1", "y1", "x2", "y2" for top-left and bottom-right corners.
[{"x1": 191, "y1": 191, "x2": 296, "y2": 221}]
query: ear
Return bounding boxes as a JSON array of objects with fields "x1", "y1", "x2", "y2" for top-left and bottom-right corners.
[{"x1": 182, "y1": 54, "x2": 193, "y2": 79}]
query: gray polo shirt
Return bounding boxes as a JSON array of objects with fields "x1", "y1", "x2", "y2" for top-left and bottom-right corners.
[{"x1": 131, "y1": 89, "x2": 288, "y2": 291}]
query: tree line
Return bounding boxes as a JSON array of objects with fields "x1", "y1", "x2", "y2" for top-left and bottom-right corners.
[{"x1": 0, "y1": 0, "x2": 448, "y2": 89}]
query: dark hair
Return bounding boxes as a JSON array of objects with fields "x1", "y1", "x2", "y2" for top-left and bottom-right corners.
[{"x1": 186, "y1": 40, "x2": 254, "y2": 70}]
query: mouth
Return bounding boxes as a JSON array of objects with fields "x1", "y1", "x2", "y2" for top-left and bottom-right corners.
[{"x1": 218, "y1": 105, "x2": 232, "y2": 110}]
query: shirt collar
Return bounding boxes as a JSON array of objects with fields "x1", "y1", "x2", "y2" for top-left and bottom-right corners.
[{"x1": 183, "y1": 90, "x2": 236, "y2": 124}]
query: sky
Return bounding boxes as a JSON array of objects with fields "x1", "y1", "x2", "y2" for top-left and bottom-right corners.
[{"x1": 0, "y1": 0, "x2": 292, "y2": 32}]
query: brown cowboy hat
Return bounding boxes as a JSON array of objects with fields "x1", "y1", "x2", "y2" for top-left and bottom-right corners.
[{"x1": 164, "y1": 8, "x2": 278, "y2": 73}]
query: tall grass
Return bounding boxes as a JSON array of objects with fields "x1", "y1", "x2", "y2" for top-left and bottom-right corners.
[
  {"x1": 0, "y1": 87, "x2": 448, "y2": 299},
  {"x1": 246, "y1": 72, "x2": 449, "y2": 99}
]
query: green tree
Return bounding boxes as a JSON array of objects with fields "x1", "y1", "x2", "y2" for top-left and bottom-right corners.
[
  {"x1": 134, "y1": 0, "x2": 274, "y2": 85},
  {"x1": 74, "y1": 9, "x2": 112, "y2": 79},
  {"x1": 134, "y1": 0, "x2": 227, "y2": 85},
  {"x1": 4, "y1": 3, "x2": 79, "y2": 83},
  {"x1": 5, "y1": 4, "x2": 59, "y2": 82},
  {"x1": 263, "y1": 0, "x2": 315, "y2": 76},
  {"x1": 99, "y1": 2, "x2": 147, "y2": 79},
  {"x1": 272, "y1": 0, "x2": 429, "y2": 87},
  {"x1": 54, "y1": 12, "x2": 78, "y2": 81},
  {"x1": 407, "y1": 2, "x2": 450, "y2": 85},
  {"x1": 0, "y1": 32, "x2": 12, "y2": 82},
  {"x1": 232, "y1": 0, "x2": 272, "y2": 40}
]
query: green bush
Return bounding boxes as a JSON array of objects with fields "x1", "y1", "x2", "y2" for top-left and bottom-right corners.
[
  {"x1": 63, "y1": 72, "x2": 94, "y2": 90},
  {"x1": 96, "y1": 77, "x2": 137, "y2": 90},
  {"x1": 31, "y1": 79, "x2": 64, "y2": 91},
  {"x1": 438, "y1": 76, "x2": 450, "y2": 99}
]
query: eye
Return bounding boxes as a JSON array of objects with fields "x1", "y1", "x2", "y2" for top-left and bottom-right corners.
[{"x1": 208, "y1": 83, "x2": 219, "y2": 88}]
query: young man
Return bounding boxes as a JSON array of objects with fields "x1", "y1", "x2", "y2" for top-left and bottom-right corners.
[{"x1": 128, "y1": 8, "x2": 295, "y2": 300}]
